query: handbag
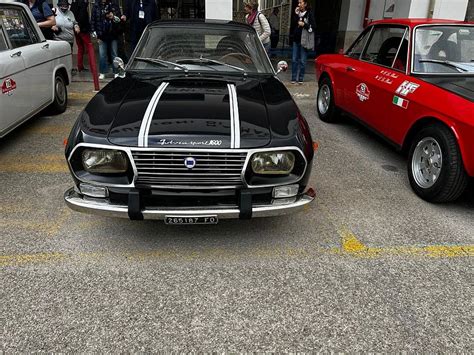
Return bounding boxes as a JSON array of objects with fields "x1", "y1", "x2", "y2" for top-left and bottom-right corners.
[{"x1": 301, "y1": 26, "x2": 314, "y2": 51}]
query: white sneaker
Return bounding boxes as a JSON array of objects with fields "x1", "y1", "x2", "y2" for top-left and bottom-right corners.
[
  {"x1": 114, "y1": 73, "x2": 119, "y2": 78},
  {"x1": 99, "y1": 73, "x2": 105, "y2": 80}
]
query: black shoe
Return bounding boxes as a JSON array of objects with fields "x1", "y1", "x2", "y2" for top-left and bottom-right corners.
[{"x1": 78, "y1": 67, "x2": 89, "y2": 72}]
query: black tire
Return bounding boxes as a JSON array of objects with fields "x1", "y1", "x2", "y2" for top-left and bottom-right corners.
[
  {"x1": 316, "y1": 77, "x2": 339, "y2": 123},
  {"x1": 408, "y1": 123, "x2": 468, "y2": 202},
  {"x1": 49, "y1": 73, "x2": 67, "y2": 114}
]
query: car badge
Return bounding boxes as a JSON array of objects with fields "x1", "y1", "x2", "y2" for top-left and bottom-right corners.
[{"x1": 184, "y1": 157, "x2": 196, "y2": 169}]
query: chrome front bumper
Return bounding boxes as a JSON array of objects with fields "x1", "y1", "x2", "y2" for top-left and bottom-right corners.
[{"x1": 64, "y1": 188, "x2": 314, "y2": 220}]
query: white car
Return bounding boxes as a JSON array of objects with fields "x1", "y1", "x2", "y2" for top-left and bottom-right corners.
[{"x1": 0, "y1": 0, "x2": 71, "y2": 138}]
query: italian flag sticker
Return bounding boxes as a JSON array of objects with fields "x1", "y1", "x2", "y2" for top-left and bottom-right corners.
[{"x1": 393, "y1": 95, "x2": 409, "y2": 109}]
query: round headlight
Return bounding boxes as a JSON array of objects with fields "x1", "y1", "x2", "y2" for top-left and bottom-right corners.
[
  {"x1": 82, "y1": 149, "x2": 128, "y2": 174},
  {"x1": 251, "y1": 151, "x2": 295, "y2": 175}
]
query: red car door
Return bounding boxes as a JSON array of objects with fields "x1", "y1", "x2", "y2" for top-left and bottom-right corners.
[
  {"x1": 345, "y1": 25, "x2": 409, "y2": 136},
  {"x1": 335, "y1": 27, "x2": 373, "y2": 115}
]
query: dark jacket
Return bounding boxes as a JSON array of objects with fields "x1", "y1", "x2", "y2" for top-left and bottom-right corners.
[
  {"x1": 70, "y1": 0, "x2": 91, "y2": 33},
  {"x1": 124, "y1": 0, "x2": 157, "y2": 27},
  {"x1": 292, "y1": 9, "x2": 316, "y2": 45},
  {"x1": 91, "y1": 0, "x2": 122, "y2": 40}
]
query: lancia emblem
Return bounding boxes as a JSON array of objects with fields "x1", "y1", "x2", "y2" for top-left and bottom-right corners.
[{"x1": 184, "y1": 157, "x2": 196, "y2": 169}]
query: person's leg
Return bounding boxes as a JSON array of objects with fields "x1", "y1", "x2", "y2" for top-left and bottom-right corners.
[
  {"x1": 298, "y1": 46, "x2": 308, "y2": 83},
  {"x1": 263, "y1": 41, "x2": 271, "y2": 56},
  {"x1": 271, "y1": 30, "x2": 279, "y2": 49},
  {"x1": 82, "y1": 33, "x2": 99, "y2": 89},
  {"x1": 131, "y1": 22, "x2": 146, "y2": 52},
  {"x1": 291, "y1": 42, "x2": 299, "y2": 82},
  {"x1": 75, "y1": 33, "x2": 85, "y2": 71},
  {"x1": 110, "y1": 39, "x2": 118, "y2": 74},
  {"x1": 98, "y1": 40, "x2": 107, "y2": 76}
]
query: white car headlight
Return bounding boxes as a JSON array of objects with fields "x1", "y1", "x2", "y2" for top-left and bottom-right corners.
[
  {"x1": 82, "y1": 149, "x2": 128, "y2": 173},
  {"x1": 251, "y1": 151, "x2": 295, "y2": 175}
]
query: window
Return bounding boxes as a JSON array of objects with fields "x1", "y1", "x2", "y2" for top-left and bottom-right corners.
[
  {"x1": 361, "y1": 26, "x2": 406, "y2": 67},
  {"x1": 413, "y1": 26, "x2": 474, "y2": 73},
  {"x1": 0, "y1": 7, "x2": 37, "y2": 48},
  {"x1": 346, "y1": 27, "x2": 372, "y2": 59},
  {"x1": 0, "y1": 24, "x2": 8, "y2": 51},
  {"x1": 392, "y1": 31, "x2": 408, "y2": 72}
]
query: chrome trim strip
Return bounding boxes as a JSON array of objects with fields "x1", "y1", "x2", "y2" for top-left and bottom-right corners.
[
  {"x1": 64, "y1": 187, "x2": 315, "y2": 220},
  {"x1": 67, "y1": 143, "x2": 309, "y2": 190},
  {"x1": 138, "y1": 82, "x2": 169, "y2": 147},
  {"x1": 230, "y1": 84, "x2": 241, "y2": 149},
  {"x1": 227, "y1": 84, "x2": 235, "y2": 148}
]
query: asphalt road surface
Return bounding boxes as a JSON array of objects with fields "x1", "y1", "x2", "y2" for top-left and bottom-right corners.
[{"x1": 1, "y1": 78, "x2": 473, "y2": 352}]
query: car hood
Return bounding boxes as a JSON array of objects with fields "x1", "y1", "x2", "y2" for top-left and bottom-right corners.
[
  {"x1": 97, "y1": 75, "x2": 271, "y2": 148},
  {"x1": 420, "y1": 76, "x2": 474, "y2": 103}
]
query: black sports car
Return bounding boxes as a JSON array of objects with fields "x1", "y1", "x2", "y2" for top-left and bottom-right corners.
[{"x1": 64, "y1": 20, "x2": 315, "y2": 224}]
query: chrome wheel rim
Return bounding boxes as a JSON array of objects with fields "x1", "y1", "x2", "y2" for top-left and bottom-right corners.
[
  {"x1": 412, "y1": 137, "x2": 443, "y2": 189},
  {"x1": 317, "y1": 84, "x2": 330, "y2": 115},
  {"x1": 55, "y1": 78, "x2": 66, "y2": 106}
]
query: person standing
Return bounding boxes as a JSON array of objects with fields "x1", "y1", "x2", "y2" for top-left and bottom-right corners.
[
  {"x1": 91, "y1": 0, "x2": 124, "y2": 79},
  {"x1": 71, "y1": 0, "x2": 94, "y2": 73},
  {"x1": 19, "y1": 0, "x2": 56, "y2": 39},
  {"x1": 268, "y1": 7, "x2": 280, "y2": 50},
  {"x1": 291, "y1": 0, "x2": 315, "y2": 84},
  {"x1": 121, "y1": 0, "x2": 157, "y2": 52},
  {"x1": 52, "y1": 0, "x2": 79, "y2": 50},
  {"x1": 243, "y1": 0, "x2": 271, "y2": 55}
]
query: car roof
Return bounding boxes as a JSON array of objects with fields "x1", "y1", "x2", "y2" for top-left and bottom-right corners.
[
  {"x1": 148, "y1": 19, "x2": 254, "y2": 31},
  {"x1": 368, "y1": 18, "x2": 473, "y2": 27}
]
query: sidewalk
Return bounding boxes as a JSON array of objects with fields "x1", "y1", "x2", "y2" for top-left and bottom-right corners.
[{"x1": 71, "y1": 56, "x2": 317, "y2": 87}]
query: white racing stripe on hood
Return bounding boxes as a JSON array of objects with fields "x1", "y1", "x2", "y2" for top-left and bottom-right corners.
[
  {"x1": 227, "y1": 84, "x2": 240, "y2": 149},
  {"x1": 138, "y1": 82, "x2": 169, "y2": 147}
]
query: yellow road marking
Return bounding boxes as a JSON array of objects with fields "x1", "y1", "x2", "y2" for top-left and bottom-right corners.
[
  {"x1": 1, "y1": 208, "x2": 71, "y2": 237},
  {"x1": 69, "y1": 92, "x2": 95, "y2": 100},
  {"x1": 0, "y1": 154, "x2": 68, "y2": 173},
  {"x1": 0, "y1": 252, "x2": 66, "y2": 266},
  {"x1": 2, "y1": 233, "x2": 472, "y2": 267},
  {"x1": 22, "y1": 125, "x2": 72, "y2": 135},
  {"x1": 338, "y1": 228, "x2": 474, "y2": 258}
]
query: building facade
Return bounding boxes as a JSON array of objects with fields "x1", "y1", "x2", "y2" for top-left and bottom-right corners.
[
  {"x1": 53, "y1": 0, "x2": 471, "y2": 55},
  {"x1": 231, "y1": 0, "x2": 472, "y2": 54}
]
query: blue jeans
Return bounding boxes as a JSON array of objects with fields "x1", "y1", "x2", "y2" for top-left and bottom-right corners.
[
  {"x1": 98, "y1": 39, "x2": 118, "y2": 75},
  {"x1": 292, "y1": 42, "x2": 308, "y2": 82},
  {"x1": 263, "y1": 41, "x2": 271, "y2": 56}
]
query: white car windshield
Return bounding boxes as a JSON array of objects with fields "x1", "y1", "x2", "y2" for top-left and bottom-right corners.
[
  {"x1": 128, "y1": 25, "x2": 273, "y2": 75},
  {"x1": 413, "y1": 25, "x2": 474, "y2": 74}
]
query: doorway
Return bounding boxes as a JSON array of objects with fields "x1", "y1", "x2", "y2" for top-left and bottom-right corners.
[
  {"x1": 289, "y1": 0, "x2": 342, "y2": 55},
  {"x1": 158, "y1": 0, "x2": 205, "y2": 19}
]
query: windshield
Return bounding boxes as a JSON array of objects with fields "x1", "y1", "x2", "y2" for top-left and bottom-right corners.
[
  {"x1": 128, "y1": 25, "x2": 273, "y2": 74},
  {"x1": 413, "y1": 25, "x2": 474, "y2": 74}
]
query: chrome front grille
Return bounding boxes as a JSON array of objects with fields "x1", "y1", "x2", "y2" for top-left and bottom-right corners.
[{"x1": 132, "y1": 150, "x2": 248, "y2": 188}]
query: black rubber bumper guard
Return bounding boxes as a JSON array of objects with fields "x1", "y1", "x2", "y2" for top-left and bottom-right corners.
[{"x1": 127, "y1": 189, "x2": 253, "y2": 221}]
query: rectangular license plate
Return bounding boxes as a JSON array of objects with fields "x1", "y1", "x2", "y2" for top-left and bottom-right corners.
[{"x1": 164, "y1": 216, "x2": 218, "y2": 225}]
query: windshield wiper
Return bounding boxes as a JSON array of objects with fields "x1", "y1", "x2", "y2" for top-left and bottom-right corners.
[
  {"x1": 134, "y1": 57, "x2": 187, "y2": 71},
  {"x1": 175, "y1": 56, "x2": 246, "y2": 74},
  {"x1": 418, "y1": 59, "x2": 468, "y2": 73}
]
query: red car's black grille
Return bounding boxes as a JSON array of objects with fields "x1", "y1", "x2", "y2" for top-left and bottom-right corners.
[{"x1": 131, "y1": 151, "x2": 247, "y2": 188}]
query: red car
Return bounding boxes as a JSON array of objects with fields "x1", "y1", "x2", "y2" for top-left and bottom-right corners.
[{"x1": 315, "y1": 19, "x2": 473, "y2": 202}]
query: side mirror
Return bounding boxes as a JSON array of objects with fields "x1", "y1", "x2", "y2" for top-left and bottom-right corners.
[
  {"x1": 113, "y1": 57, "x2": 126, "y2": 78},
  {"x1": 276, "y1": 60, "x2": 288, "y2": 74}
]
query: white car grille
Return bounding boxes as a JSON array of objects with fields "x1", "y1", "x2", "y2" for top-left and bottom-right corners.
[{"x1": 132, "y1": 151, "x2": 247, "y2": 188}]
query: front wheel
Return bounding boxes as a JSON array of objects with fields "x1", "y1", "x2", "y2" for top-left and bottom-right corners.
[
  {"x1": 316, "y1": 77, "x2": 339, "y2": 123},
  {"x1": 49, "y1": 73, "x2": 67, "y2": 114},
  {"x1": 408, "y1": 124, "x2": 468, "y2": 202}
]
